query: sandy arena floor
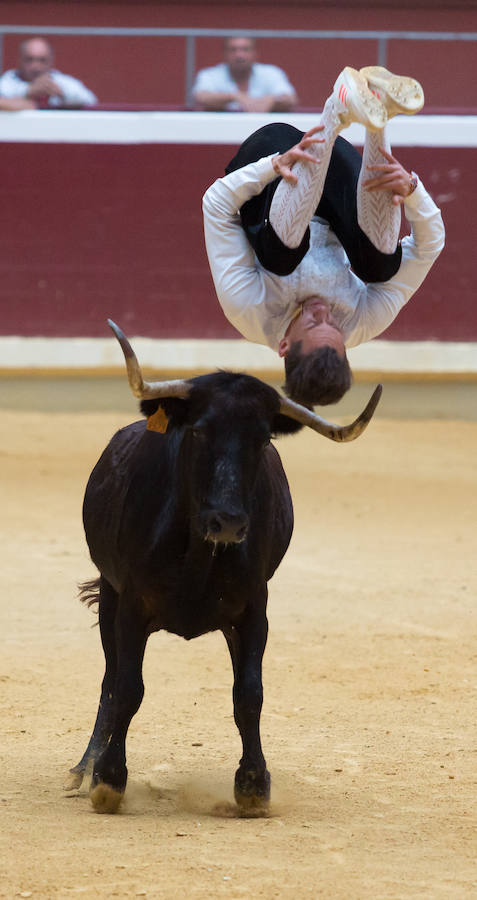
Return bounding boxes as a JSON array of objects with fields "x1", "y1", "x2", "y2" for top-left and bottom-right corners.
[{"x1": 1, "y1": 382, "x2": 477, "y2": 899}]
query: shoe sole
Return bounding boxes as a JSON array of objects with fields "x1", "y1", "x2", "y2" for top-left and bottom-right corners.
[
  {"x1": 360, "y1": 66, "x2": 424, "y2": 116},
  {"x1": 335, "y1": 66, "x2": 387, "y2": 131}
]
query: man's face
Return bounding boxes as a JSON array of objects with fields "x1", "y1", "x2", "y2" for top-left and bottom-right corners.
[
  {"x1": 19, "y1": 39, "x2": 52, "y2": 81},
  {"x1": 224, "y1": 38, "x2": 256, "y2": 78},
  {"x1": 278, "y1": 297, "x2": 346, "y2": 358}
]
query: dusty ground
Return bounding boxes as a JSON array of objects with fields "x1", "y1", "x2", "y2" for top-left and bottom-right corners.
[{"x1": 1, "y1": 382, "x2": 477, "y2": 899}]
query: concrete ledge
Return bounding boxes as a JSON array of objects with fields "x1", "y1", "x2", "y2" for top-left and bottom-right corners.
[
  {"x1": 0, "y1": 337, "x2": 476, "y2": 380},
  {"x1": 1, "y1": 111, "x2": 476, "y2": 147}
]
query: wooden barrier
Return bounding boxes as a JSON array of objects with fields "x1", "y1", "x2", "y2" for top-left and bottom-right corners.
[{"x1": 0, "y1": 111, "x2": 475, "y2": 375}]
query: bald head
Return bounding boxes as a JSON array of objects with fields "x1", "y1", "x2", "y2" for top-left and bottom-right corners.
[{"x1": 18, "y1": 38, "x2": 54, "y2": 82}]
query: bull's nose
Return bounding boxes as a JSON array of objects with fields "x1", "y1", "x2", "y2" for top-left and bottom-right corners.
[{"x1": 205, "y1": 510, "x2": 249, "y2": 544}]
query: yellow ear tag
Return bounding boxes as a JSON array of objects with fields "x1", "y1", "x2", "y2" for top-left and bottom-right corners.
[{"x1": 147, "y1": 406, "x2": 169, "y2": 433}]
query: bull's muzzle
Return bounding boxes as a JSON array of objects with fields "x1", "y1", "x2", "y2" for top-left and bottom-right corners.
[{"x1": 202, "y1": 509, "x2": 249, "y2": 545}]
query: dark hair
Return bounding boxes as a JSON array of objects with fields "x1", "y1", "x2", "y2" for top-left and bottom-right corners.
[{"x1": 283, "y1": 341, "x2": 352, "y2": 407}]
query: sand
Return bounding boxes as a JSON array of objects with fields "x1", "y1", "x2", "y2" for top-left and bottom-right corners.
[{"x1": 1, "y1": 389, "x2": 477, "y2": 899}]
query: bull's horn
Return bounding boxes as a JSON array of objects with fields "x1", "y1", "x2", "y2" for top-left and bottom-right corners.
[
  {"x1": 108, "y1": 319, "x2": 191, "y2": 400},
  {"x1": 279, "y1": 385, "x2": 382, "y2": 442}
]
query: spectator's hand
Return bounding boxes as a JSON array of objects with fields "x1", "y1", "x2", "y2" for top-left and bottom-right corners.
[
  {"x1": 26, "y1": 73, "x2": 64, "y2": 101},
  {"x1": 271, "y1": 126, "x2": 324, "y2": 183},
  {"x1": 362, "y1": 148, "x2": 416, "y2": 206},
  {"x1": 237, "y1": 93, "x2": 275, "y2": 113}
]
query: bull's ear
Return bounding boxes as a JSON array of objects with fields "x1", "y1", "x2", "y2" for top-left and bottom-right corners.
[
  {"x1": 271, "y1": 413, "x2": 305, "y2": 437},
  {"x1": 140, "y1": 397, "x2": 190, "y2": 426},
  {"x1": 140, "y1": 398, "x2": 160, "y2": 417}
]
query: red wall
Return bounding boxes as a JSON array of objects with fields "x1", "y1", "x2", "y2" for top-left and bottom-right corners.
[
  {"x1": 0, "y1": 2, "x2": 476, "y2": 109},
  {"x1": 0, "y1": 140, "x2": 470, "y2": 342}
]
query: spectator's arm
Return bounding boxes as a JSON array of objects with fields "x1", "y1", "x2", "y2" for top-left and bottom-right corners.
[
  {"x1": 0, "y1": 97, "x2": 35, "y2": 110},
  {"x1": 25, "y1": 74, "x2": 64, "y2": 102},
  {"x1": 271, "y1": 92, "x2": 298, "y2": 112},
  {"x1": 239, "y1": 92, "x2": 297, "y2": 113},
  {"x1": 50, "y1": 73, "x2": 97, "y2": 108},
  {"x1": 193, "y1": 89, "x2": 239, "y2": 111}
]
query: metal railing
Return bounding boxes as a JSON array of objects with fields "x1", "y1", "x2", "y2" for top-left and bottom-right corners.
[{"x1": 1, "y1": 25, "x2": 476, "y2": 107}]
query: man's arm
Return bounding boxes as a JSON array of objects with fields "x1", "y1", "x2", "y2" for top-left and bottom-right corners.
[
  {"x1": 49, "y1": 72, "x2": 97, "y2": 108},
  {"x1": 238, "y1": 92, "x2": 297, "y2": 113},
  {"x1": 0, "y1": 70, "x2": 29, "y2": 98},
  {"x1": 203, "y1": 155, "x2": 282, "y2": 345},
  {"x1": 245, "y1": 65, "x2": 297, "y2": 112},
  {"x1": 345, "y1": 177, "x2": 445, "y2": 347},
  {"x1": 192, "y1": 66, "x2": 237, "y2": 111},
  {"x1": 194, "y1": 89, "x2": 239, "y2": 111},
  {"x1": 24, "y1": 73, "x2": 64, "y2": 103},
  {"x1": 0, "y1": 97, "x2": 35, "y2": 110}
]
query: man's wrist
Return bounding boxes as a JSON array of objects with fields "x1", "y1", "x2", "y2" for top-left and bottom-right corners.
[{"x1": 408, "y1": 172, "x2": 418, "y2": 195}]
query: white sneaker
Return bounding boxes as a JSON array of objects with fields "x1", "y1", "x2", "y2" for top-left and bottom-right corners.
[
  {"x1": 360, "y1": 66, "x2": 424, "y2": 118},
  {"x1": 333, "y1": 66, "x2": 387, "y2": 131}
]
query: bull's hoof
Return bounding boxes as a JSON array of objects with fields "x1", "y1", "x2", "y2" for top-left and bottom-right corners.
[
  {"x1": 234, "y1": 767, "x2": 271, "y2": 816},
  {"x1": 63, "y1": 767, "x2": 84, "y2": 791},
  {"x1": 90, "y1": 781, "x2": 124, "y2": 814}
]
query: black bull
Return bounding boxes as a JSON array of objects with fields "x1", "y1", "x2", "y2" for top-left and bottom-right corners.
[{"x1": 67, "y1": 321, "x2": 381, "y2": 814}]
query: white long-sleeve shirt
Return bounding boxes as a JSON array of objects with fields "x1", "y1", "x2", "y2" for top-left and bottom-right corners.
[
  {"x1": 203, "y1": 154, "x2": 445, "y2": 351},
  {"x1": 0, "y1": 68, "x2": 97, "y2": 107}
]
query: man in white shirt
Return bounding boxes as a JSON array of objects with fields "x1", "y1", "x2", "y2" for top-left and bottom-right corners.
[
  {"x1": 203, "y1": 66, "x2": 445, "y2": 406},
  {"x1": 0, "y1": 37, "x2": 97, "y2": 109},
  {"x1": 193, "y1": 36, "x2": 297, "y2": 112}
]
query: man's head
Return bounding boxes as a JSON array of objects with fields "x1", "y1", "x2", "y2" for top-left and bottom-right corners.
[
  {"x1": 279, "y1": 298, "x2": 352, "y2": 406},
  {"x1": 223, "y1": 37, "x2": 256, "y2": 80},
  {"x1": 18, "y1": 38, "x2": 53, "y2": 82}
]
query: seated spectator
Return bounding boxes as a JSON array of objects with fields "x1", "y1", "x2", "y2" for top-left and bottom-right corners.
[
  {"x1": 192, "y1": 36, "x2": 297, "y2": 112},
  {"x1": 0, "y1": 37, "x2": 97, "y2": 109}
]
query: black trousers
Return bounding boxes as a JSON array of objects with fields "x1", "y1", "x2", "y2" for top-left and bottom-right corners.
[{"x1": 225, "y1": 123, "x2": 402, "y2": 282}]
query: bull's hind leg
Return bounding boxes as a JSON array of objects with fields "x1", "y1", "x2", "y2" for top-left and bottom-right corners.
[
  {"x1": 65, "y1": 576, "x2": 118, "y2": 790},
  {"x1": 89, "y1": 590, "x2": 148, "y2": 813},
  {"x1": 224, "y1": 597, "x2": 270, "y2": 813}
]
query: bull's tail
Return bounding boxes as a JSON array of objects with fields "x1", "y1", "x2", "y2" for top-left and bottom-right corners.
[{"x1": 78, "y1": 577, "x2": 101, "y2": 608}]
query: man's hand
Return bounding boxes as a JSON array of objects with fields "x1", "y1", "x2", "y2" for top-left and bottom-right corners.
[
  {"x1": 271, "y1": 126, "x2": 324, "y2": 183},
  {"x1": 362, "y1": 148, "x2": 416, "y2": 206},
  {"x1": 237, "y1": 93, "x2": 275, "y2": 112},
  {"x1": 26, "y1": 73, "x2": 64, "y2": 102}
]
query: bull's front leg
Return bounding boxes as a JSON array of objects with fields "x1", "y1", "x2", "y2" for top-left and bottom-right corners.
[
  {"x1": 224, "y1": 598, "x2": 270, "y2": 813},
  {"x1": 90, "y1": 593, "x2": 148, "y2": 814}
]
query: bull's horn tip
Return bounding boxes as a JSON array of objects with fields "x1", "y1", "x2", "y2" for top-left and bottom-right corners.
[{"x1": 107, "y1": 319, "x2": 129, "y2": 346}]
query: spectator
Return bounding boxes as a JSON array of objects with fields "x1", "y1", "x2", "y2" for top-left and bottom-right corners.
[
  {"x1": 0, "y1": 37, "x2": 97, "y2": 109},
  {"x1": 192, "y1": 36, "x2": 297, "y2": 112}
]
